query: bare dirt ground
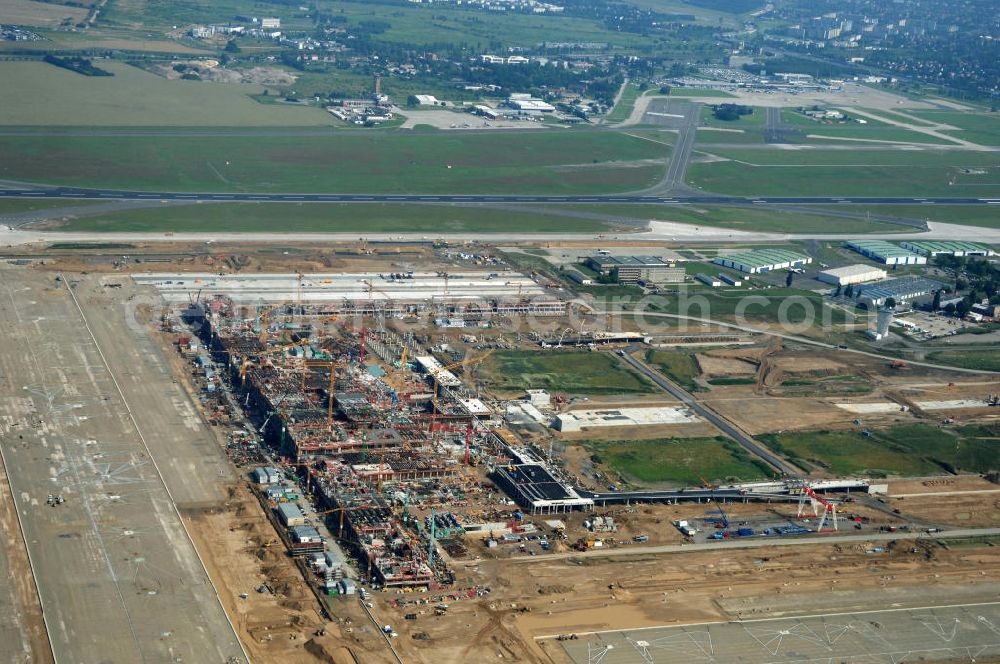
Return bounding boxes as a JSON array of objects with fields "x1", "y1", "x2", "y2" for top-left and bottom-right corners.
[
  {"x1": 184, "y1": 480, "x2": 394, "y2": 663},
  {"x1": 371, "y1": 535, "x2": 1000, "y2": 664},
  {"x1": 695, "y1": 352, "x2": 757, "y2": 375},
  {"x1": 150, "y1": 62, "x2": 299, "y2": 87},
  {"x1": 21, "y1": 242, "x2": 437, "y2": 275},
  {"x1": 885, "y1": 477, "x2": 1000, "y2": 527}
]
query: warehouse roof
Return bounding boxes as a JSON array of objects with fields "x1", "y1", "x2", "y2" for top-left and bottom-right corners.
[
  {"x1": 588, "y1": 255, "x2": 672, "y2": 267},
  {"x1": 855, "y1": 276, "x2": 946, "y2": 301},
  {"x1": 819, "y1": 264, "x2": 886, "y2": 278},
  {"x1": 900, "y1": 241, "x2": 994, "y2": 255},
  {"x1": 846, "y1": 240, "x2": 921, "y2": 259},
  {"x1": 714, "y1": 248, "x2": 810, "y2": 268}
]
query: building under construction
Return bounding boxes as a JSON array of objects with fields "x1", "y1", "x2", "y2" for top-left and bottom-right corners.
[{"x1": 191, "y1": 295, "x2": 500, "y2": 588}]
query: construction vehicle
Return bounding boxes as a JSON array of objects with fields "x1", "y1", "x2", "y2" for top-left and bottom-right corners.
[{"x1": 889, "y1": 360, "x2": 909, "y2": 370}]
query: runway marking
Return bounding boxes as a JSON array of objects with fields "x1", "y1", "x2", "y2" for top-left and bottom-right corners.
[{"x1": 534, "y1": 601, "x2": 1000, "y2": 641}]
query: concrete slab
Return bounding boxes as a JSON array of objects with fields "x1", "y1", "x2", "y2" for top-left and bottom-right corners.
[
  {"x1": 835, "y1": 402, "x2": 900, "y2": 414},
  {"x1": 0, "y1": 265, "x2": 244, "y2": 663},
  {"x1": 917, "y1": 399, "x2": 990, "y2": 410}
]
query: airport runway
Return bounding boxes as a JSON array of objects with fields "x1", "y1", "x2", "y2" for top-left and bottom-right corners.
[
  {"x1": 0, "y1": 186, "x2": 997, "y2": 206},
  {"x1": 558, "y1": 600, "x2": 1000, "y2": 664},
  {"x1": 0, "y1": 266, "x2": 245, "y2": 663}
]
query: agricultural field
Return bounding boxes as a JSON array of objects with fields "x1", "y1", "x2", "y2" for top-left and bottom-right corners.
[
  {"x1": 309, "y1": 1, "x2": 658, "y2": 50},
  {"x1": 480, "y1": 350, "x2": 655, "y2": 396},
  {"x1": 538, "y1": 203, "x2": 909, "y2": 234},
  {"x1": 688, "y1": 148, "x2": 1000, "y2": 197},
  {"x1": 48, "y1": 202, "x2": 615, "y2": 233},
  {"x1": 0, "y1": 130, "x2": 666, "y2": 194},
  {"x1": 2, "y1": 0, "x2": 87, "y2": 28},
  {"x1": 644, "y1": 349, "x2": 703, "y2": 391},
  {"x1": 0, "y1": 61, "x2": 332, "y2": 127},
  {"x1": 583, "y1": 436, "x2": 774, "y2": 486},
  {"x1": 759, "y1": 424, "x2": 1000, "y2": 477}
]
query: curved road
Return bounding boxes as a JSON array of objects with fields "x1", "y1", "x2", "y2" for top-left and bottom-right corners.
[{"x1": 0, "y1": 186, "x2": 997, "y2": 206}]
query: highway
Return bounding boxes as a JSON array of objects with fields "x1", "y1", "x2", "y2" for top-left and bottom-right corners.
[
  {"x1": 617, "y1": 350, "x2": 804, "y2": 476},
  {"x1": 0, "y1": 186, "x2": 998, "y2": 206}
]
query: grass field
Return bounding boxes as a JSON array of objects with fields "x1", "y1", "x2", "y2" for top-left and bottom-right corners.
[
  {"x1": 781, "y1": 109, "x2": 952, "y2": 145},
  {"x1": 688, "y1": 148, "x2": 1000, "y2": 197},
  {"x1": 50, "y1": 202, "x2": 615, "y2": 233},
  {"x1": 538, "y1": 203, "x2": 909, "y2": 234},
  {"x1": 760, "y1": 424, "x2": 1000, "y2": 476},
  {"x1": 481, "y1": 350, "x2": 655, "y2": 396},
  {"x1": 0, "y1": 130, "x2": 666, "y2": 194},
  {"x1": 606, "y1": 83, "x2": 644, "y2": 124},
  {"x1": 907, "y1": 110, "x2": 1000, "y2": 146},
  {"x1": 927, "y1": 350, "x2": 1000, "y2": 372},
  {"x1": 811, "y1": 205, "x2": 1000, "y2": 229},
  {"x1": 583, "y1": 436, "x2": 774, "y2": 486},
  {"x1": 641, "y1": 287, "x2": 851, "y2": 334},
  {"x1": 0, "y1": 61, "x2": 333, "y2": 127},
  {"x1": 645, "y1": 349, "x2": 703, "y2": 391},
  {"x1": 0, "y1": 199, "x2": 101, "y2": 214}
]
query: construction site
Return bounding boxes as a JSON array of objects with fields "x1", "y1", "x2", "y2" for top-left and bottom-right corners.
[{"x1": 1, "y1": 241, "x2": 1000, "y2": 664}]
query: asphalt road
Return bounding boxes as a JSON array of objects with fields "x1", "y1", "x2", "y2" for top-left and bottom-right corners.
[
  {"x1": 511, "y1": 526, "x2": 1000, "y2": 563},
  {"x1": 617, "y1": 350, "x2": 803, "y2": 476},
  {"x1": 0, "y1": 186, "x2": 998, "y2": 206}
]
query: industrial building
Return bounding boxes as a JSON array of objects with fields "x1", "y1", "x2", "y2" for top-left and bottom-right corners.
[
  {"x1": 817, "y1": 264, "x2": 888, "y2": 286},
  {"x1": 898, "y1": 241, "x2": 995, "y2": 258},
  {"x1": 854, "y1": 276, "x2": 946, "y2": 306},
  {"x1": 845, "y1": 240, "x2": 927, "y2": 265},
  {"x1": 582, "y1": 255, "x2": 685, "y2": 284},
  {"x1": 505, "y1": 94, "x2": 555, "y2": 114},
  {"x1": 553, "y1": 406, "x2": 702, "y2": 432},
  {"x1": 713, "y1": 249, "x2": 812, "y2": 274},
  {"x1": 695, "y1": 273, "x2": 721, "y2": 287}
]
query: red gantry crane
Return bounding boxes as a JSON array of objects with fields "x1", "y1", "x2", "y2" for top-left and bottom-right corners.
[{"x1": 797, "y1": 485, "x2": 839, "y2": 532}]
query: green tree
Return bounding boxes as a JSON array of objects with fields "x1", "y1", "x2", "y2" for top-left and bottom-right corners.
[
  {"x1": 885, "y1": 297, "x2": 896, "y2": 309},
  {"x1": 932, "y1": 289, "x2": 942, "y2": 310},
  {"x1": 224, "y1": 40, "x2": 241, "y2": 53},
  {"x1": 785, "y1": 271, "x2": 794, "y2": 287}
]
